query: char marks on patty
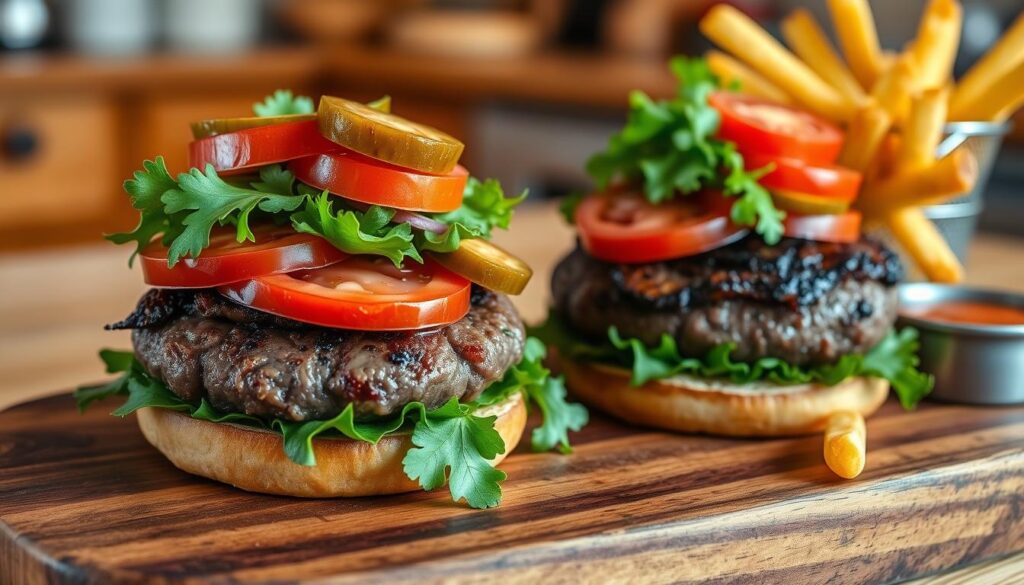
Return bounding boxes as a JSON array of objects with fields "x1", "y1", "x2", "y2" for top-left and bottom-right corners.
[
  {"x1": 552, "y1": 236, "x2": 903, "y2": 366},
  {"x1": 119, "y1": 287, "x2": 526, "y2": 422}
]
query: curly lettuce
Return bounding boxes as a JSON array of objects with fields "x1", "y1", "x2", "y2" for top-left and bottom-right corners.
[
  {"x1": 530, "y1": 311, "x2": 933, "y2": 409},
  {"x1": 110, "y1": 159, "x2": 526, "y2": 268},
  {"x1": 584, "y1": 57, "x2": 784, "y2": 243},
  {"x1": 75, "y1": 338, "x2": 587, "y2": 509}
]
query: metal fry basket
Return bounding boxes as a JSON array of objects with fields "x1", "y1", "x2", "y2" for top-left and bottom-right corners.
[{"x1": 925, "y1": 121, "x2": 1011, "y2": 263}]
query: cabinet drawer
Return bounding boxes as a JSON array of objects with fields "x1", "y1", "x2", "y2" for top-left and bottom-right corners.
[{"x1": 0, "y1": 95, "x2": 118, "y2": 228}]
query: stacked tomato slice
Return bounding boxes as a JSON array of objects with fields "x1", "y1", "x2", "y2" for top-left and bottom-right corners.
[
  {"x1": 141, "y1": 95, "x2": 532, "y2": 331},
  {"x1": 575, "y1": 92, "x2": 864, "y2": 264},
  {"x1": 710, "y1": 92, "x2": 863, "y2": 244}
]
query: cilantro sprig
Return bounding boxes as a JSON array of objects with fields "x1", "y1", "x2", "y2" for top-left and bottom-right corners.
[
  {"x1": 531, "y1": 311, "x2": 934, "y2": 410},
  {"x1": 75, "y1": 338, "x2": 587, "y2": 509},
  {"x1": 110, "y1": 158, "x2": 526, "y2": 268},
  {"x1": 585, "y1": 57, "x2": 785, "y2": 243}
]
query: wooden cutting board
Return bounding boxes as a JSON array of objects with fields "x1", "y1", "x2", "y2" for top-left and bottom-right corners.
[{"x1": 1, "y1": 393, "x2": 1021, "y2": 584}]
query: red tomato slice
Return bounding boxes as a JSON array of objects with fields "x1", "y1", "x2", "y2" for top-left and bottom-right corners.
[
  {"x1": 710, "y1": 92, "x2": 844, "y2": 166},
  {"x1": 188, "y1": 120, "x2": 340, "y2": 175},
  {"x1": 140, "y1": 225, "x2": 347, "y2": 288},
  {"x1": 575, "y1": 190, "x2": 748, "y2": 263},
  {"x1": 290, "y1": 152, "x2": 469, "y2": 213},
  {"x1": 218, "y1": 256, "x2": 472, "y2": 331},
  {"x1": 744, "y1": 153, "x2": 862, "y2": 202},
  {"x1": 783, "y1": 211, "x2": 862, "y2": 243}
]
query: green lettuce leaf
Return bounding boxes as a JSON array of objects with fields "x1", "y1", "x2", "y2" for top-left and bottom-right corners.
[
  {"x1": 106, "y1": 157, "x2": 187, "y2": 265},
  {"x1": 584, "y1": 56, "x2": 784, "y2": 243},
  {"x1": 430, "y1": 178, "x2": 526, "y2": 237},
  {"x1": 559, "y1": 192, "x2": 585, "y2": 225},
  {"x1": 530, "y1": 311, "x2": 934, "y2": 409},
  {"x1": 162, "y1": 164, "x2": 307, "y2": 266},
  {"x1": 416, "y1": 223, "x2": 479, "y2": 255},
  {"x1": 72, "y1": 349, "x2": 135, "y2": 412},
  {"x1": 253, "y1": 90, "x2": 314, "y2": 117},
  {"x1": 419, "y1": 178, "x2": 528, "y2": 254},
  {"x1": 290, "y1": 192, "x2": 422, "y2": 267},
  {"x1": 75, "y1": 340, "x2": 588, "y2": 508},
  {"x1": 109, "y1": 160, "x2": 526, "y2": 268}
]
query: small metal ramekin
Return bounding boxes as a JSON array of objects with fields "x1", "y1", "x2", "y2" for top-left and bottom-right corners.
[{"x1": 897, "y1": 283, "x2": 1024, "y2": 405}]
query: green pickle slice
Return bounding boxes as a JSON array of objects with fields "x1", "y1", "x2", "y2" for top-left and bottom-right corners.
[
  {"x1": 190, "y1": 114, "x2": 316, "y2": 140},
  {"x1": 430, "y1": 239, "x2": 533, "y2": 296},
  {"x1": 190, "y1": 96, "x2": 392, "y2": 140},
  {"x1": 318, "y1": 96, "x2": 464, "y2": 174}
]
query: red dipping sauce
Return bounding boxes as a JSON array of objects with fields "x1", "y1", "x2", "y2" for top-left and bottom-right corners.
[{"x1": 903, "y1": 300, "x2": 1024, "y2": 326}]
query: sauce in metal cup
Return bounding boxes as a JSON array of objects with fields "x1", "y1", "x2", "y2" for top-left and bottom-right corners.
[{"x1": 898, "y1": 284, "x2": 1024, "y2": 405}]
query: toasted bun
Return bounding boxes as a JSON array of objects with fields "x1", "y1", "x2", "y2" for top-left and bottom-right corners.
[
  {"x1": 136, "y1": 392, "x2": 527, "y2": 498},
  {"x1": 559, "y1": 357, "x2": 888, "y2": 437}
]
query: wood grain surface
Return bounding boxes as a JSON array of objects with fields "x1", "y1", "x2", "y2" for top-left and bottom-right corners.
[
  {"x1": 1, "y1": 395, "x2": 1022, "y2": 585},
  {"x1": 2, "y1": 204, "x2": 1023, "y2": 584}
]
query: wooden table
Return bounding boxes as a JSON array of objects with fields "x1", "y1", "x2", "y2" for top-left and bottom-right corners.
[{"x1": 1, "y1": 202, "x2": 1022, "y2": 583}]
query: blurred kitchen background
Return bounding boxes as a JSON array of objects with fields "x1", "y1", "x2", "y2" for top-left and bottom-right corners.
[{"x1": 1, "y1": 0, "x2": 1022, "y2": 251}]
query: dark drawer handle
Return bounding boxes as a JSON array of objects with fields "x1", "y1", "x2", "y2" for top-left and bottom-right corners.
[{"x1": 3, "y1": 125, "x2": 40, "y2": 163}]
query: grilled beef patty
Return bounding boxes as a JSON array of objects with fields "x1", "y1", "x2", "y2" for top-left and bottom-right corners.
[
  {"x1": 552, "y1": 236, "x2": 903, "y2": 366},
  {"x1": 114, "y1": 287, "x2": 525, "y2": 422}
]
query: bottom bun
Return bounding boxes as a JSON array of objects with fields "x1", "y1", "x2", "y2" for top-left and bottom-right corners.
[
  {"x1": 137, "y1": 392, "x2": 527, "y2": 498},
  {"x1": 559, "y1": 357, "x2": 888, "y2": 437}
]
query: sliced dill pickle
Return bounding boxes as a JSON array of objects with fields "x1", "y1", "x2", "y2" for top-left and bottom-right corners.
[
  {"x1": 190, "y1": 96, "x2": 392, "y2": 140},
  {"x1": 190, "y1": 114, "x2": 315, "y2": 140},
  {"x1": 771, "y1": 189, "x2": 851, "y2": 215},
  {"x1": 429, "y1": 238, "x2": 532, "y2": 296},
  {"x1": 318, "y1": 95, "x2": 464, "y2": 174}
]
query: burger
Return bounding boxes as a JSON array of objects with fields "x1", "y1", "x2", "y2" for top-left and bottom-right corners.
[
  {"x1": 76, "y1": 90, "x2": 588, "y2": 509},
  {"x1": 535, "y1": 58, "x2": 932, "y2": 439}
]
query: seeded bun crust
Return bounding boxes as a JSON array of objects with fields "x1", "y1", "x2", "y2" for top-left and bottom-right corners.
[
  {"x1": 136, "y1": 393, "x2": 526, "y2": 498},
  {"x1": 558, "y1": 357, "x2": 888, "y2": 437}
]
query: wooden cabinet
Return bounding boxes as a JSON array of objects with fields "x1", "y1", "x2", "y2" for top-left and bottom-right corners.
[
  {"x1": 0, "y1": 94, "x2": 119, "y2": 229},
  {"x1": 0, "y1": 49, "x2": 322, "y2": 248}
]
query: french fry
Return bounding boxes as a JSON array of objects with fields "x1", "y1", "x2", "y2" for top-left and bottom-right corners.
[
  {"x1": 898, "y1": 86, "x2": 949, "y2": 170},
  {"x1": 838, "y1": 103, "x2": 892, "y2": 172},
  {"x1": 780, "y1": 9, "x2": 866, "y2": 108},
  {"x1": 827, "y1": 0, "x2": 885, "y2": 88},
  {"x1": 706, "y1": 50, "x2": 793, "y2": 105},
  {"x1": 907, "y1": 0, "x2": 963, "y2": 91},
  {"x1": 871, "y1": 55, "x2": 916, "y2": 125},
  {"x1": 861, "y1": 148, "x2": 978, "y2": 211},
  {"x1": 824, "y1": 411, "x2": 866, "y2": 479},
  {"x1": 886, "y1": 208, "x2": 964, "y2": 283},
  {"x1": 699, "y1": 5, "x2": 854, "y2": 122},
  {"x1": 950, "y1": 13, "x2": 1024, "y2": 121},
  {"x1": 949, "y1": 59, "x2": 1024, "y2": 122}
]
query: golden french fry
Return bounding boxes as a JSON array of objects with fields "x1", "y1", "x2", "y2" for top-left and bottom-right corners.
[
  {"x1": 838, "y1": 103, "x2": 892, "y2": 172},
  {"x1": 867, "y1": 132, "x2": 902, "y2": 183},
  {"x1": 887, "y1": 208, "x2": 964, "y2": 283},
  {"x1": 871, "y1": 55, "x2": 916, "y2": 125},
  {"x1": 861, "y1": 148, "x2": 978, "y2": 211},
  {"x1": 824, "y1": 411, "x2": 866, "y2": 479},
  {"x1": 706, "y1": 50, "x2": 793, "y2": 105},
  {"x1": 781, "y1": 9, "x2": 866, "y2": 108},
  {"x1": 699, "y1": 4, "x2": 854, "y2": 122},
  {"x1": 827, "y1": 0, "x2": 885, "y2": 88},
  {"x1": 899, "y1": 86, "x2": 950, "y2": 170},
  {"x1": 907, "y1": 0, "x2": 963, "y2": 91},
  {"x1": 950, "y1": 14, "x2": 1024, "y2": 121},
  {"x1": 950, "y1": 59, "x2": 1024, "y2": 122}
]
